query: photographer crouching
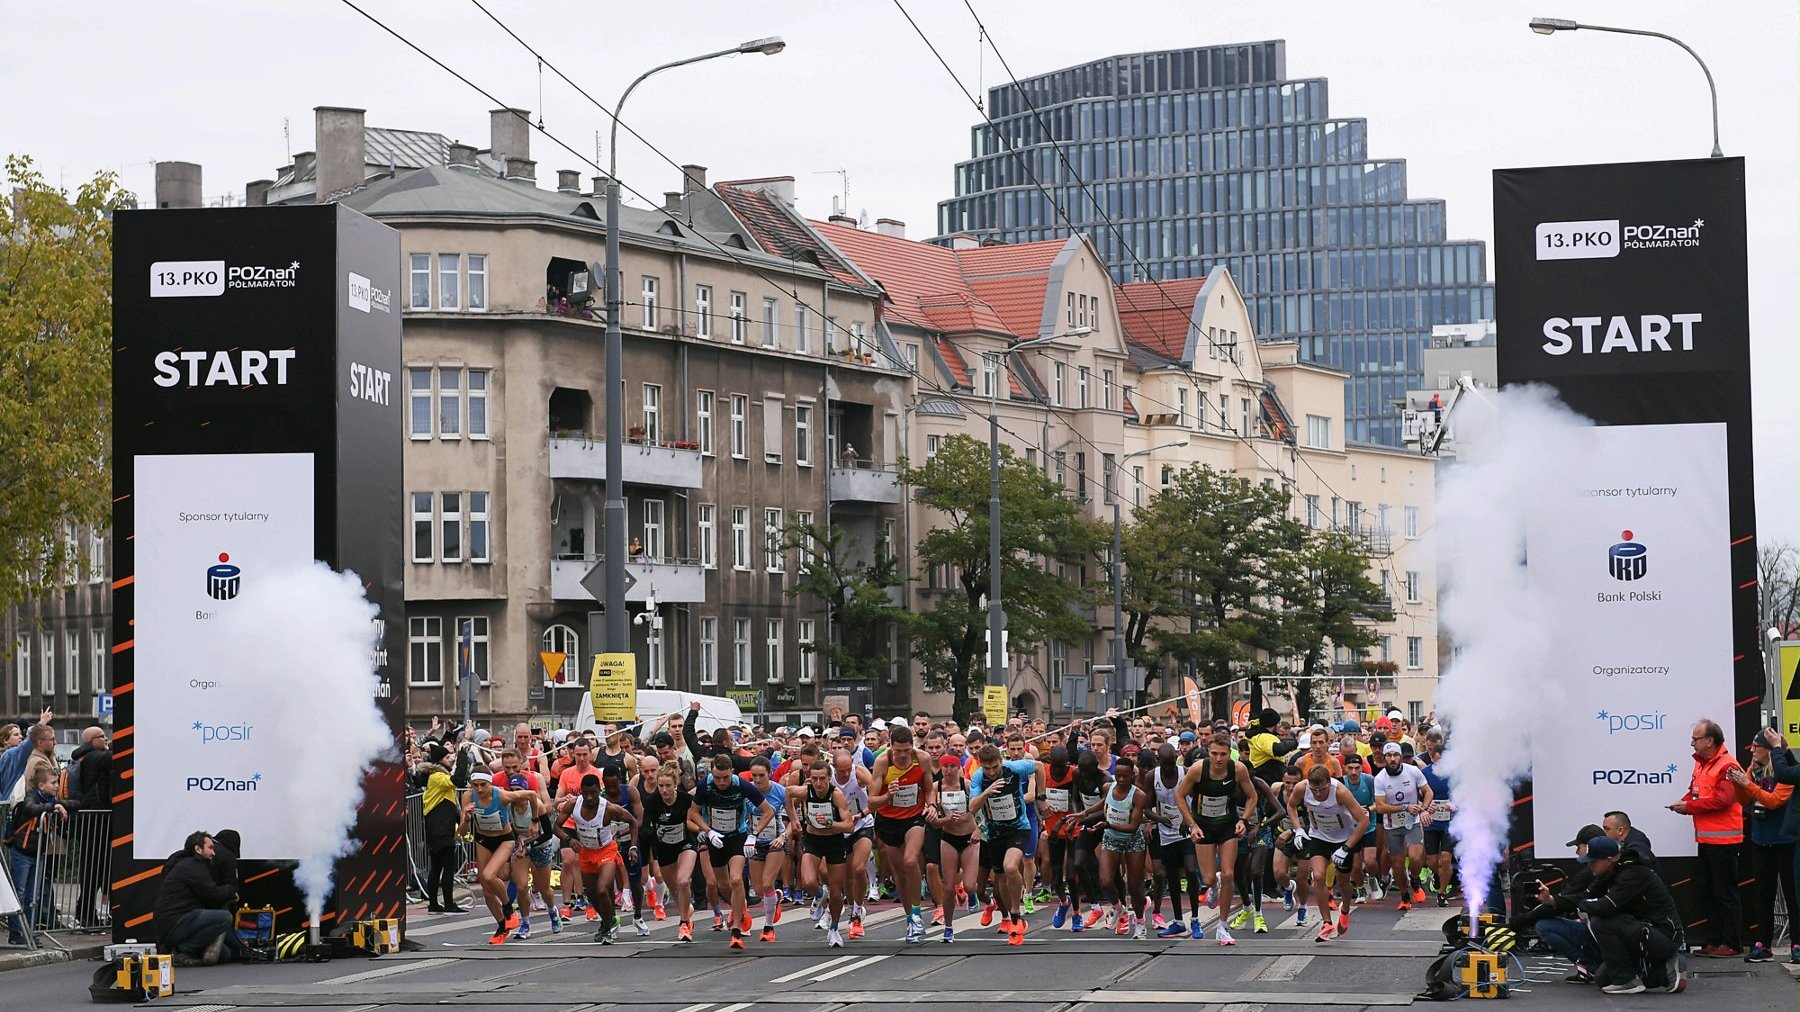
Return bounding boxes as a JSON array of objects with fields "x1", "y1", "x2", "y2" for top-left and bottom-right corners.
[{"x1": 1569, "y1": 835, "x2": 1685, "y2": 995}]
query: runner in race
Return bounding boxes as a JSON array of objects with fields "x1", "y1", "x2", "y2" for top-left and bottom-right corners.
[
  {"x1": 1178, "y1": 733, "x2": 1257, "y2": 945},
  {"x1": 553, "y1": 738, "x2": 603, "y2": 920},
  {"x1": 1004, "y1": 731, "x2": 1044, "y2": 914},
  {"x1": 925, "y1": 752, "x2": 979, "y2": 942},
  {"x1": 600, "y1": 764, "x2": 649, "y2": 936},
  {"x1": 796, "y1": 758, "x2": 858, "y2": 948},
  {"x1": 689, "y1": 754, "x2": 776, "y2": 950},
  {"x1": 556, "y1": 772, "x2": 639, "y2": 944},
  {"x1": 1039, "y1": 745, "x2": 1081, "y2": 929},
  {"x1": 745, "y1": 757, "x2": 790, "y2": 942},
  {"x1": 460, "y1": 771, "x2": 536, "y2": 945},
  {"x1": 499, "y1": 751, "x2": 560, "y2": 939},
  {"x1": 828, "y1": 746, "x2": 877, "y2": 938},
  {"x1": 1233, "y1": 772, "x2": 1279, "y2": 934},
  {"x1": 1093, "y1": 752, "x2": 1151, "y2": 939},
  {"x1": 1072, "y1": 750, "x2": 1112, "y2": 931},
  {"x1": 640, "y1": 766, "x2": 700, "y2": 942},
  {"x1": 1371, "y1": 742, "x2": 1433, "y2": 912},
  {"x1": 918, "y1": 730, "x2": 950, "y2": 927},
  {"x1": 1417, "y1": 733, "x2": 1457, "y2": 906},
  {"x1": 1287, "y1": 764, "x2": 1370, "y2": 942},
  {"x1": 1149, "y1": 743, "x2": 1201, "y2": 939},
  {"x1": 869, "y1": 726, "x2": 936, "y2": 943},
  {"x1": 969, "y1": 743, "x2": 1037, "y2": 946},
  {"x1": 1338, "y1": 754, "x2": 1382, "y2": 903}
]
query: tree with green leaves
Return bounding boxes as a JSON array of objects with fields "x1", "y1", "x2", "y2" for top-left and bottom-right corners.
[
  {"x1": 1260, "y1": 528, "x2": 1393, "y2": 719},
  {"x1": 782, "y1": 518, "x2": 909, "y2": 684},
  {"x1": 0, "y1": 156, "x2": 127, "y2": 607},
  {"x1": 900, "y1": 435, "x2": 1104, "y2": 724}
]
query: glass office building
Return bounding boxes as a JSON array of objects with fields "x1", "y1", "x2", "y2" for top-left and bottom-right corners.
[{"x1": 935, "y1": 42, "x2": 1493, "y2": 446}]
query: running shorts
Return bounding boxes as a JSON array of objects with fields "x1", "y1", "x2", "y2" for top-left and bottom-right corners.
[
  {"x1": 1101, "y1": 829, "x2": 1146, "y2": 854},
  {"x1": 874, "y1": 814, "x2": 926, "y2": 849},
  {"x1": 848, "y1": 823, "x2": 876, "y2": 847},
  {"x1": 1194, "y1": 820, "x2": 1238, "y2": 847},
  {"x1": 752, "y1": 836, "x2": 787, "y2": 860},
  {"x1": 1023, "y1": 807, "x2": 1041, "y2": 858},
  {"x1": 922, "y1": 825, "x2": 942, "y2": 862},
  {"x1": 1423, "y1": 828, "x2": 1452, "y2": 856},
  {"x1": 979, "y1": 828, "x2": 1031, "y2": 870},
  {"x1": 938, "y1": 830, "x2": 973, "y2": 853},
  {"x1": 578, "y1": 840, "x2": 623, "y2": 875},
  {"x1": 1385, "y1": 824, "x2": 1424, "y2": 852},
  {"x1": 707, "y1": 832, "x2": 749, "y2": 869},
  {"x1": 518, "y1": 835, "x2": 557, "y2": 868},
  {"x1": 801, "y1": 832, "x2": 849, "y2": 865},
  {"x1": 473, "y1": 831, "x2": 516, "y2": 853},
  {"x1": 650, "y1": 837, "x2": 696, "y2": 868},
  {"x1": 1157, "y1": 836, "x2": 1195, "y2": 865},
  {"x1": 1304, "y1": 836, "x2": 1344, "y2": 861}
]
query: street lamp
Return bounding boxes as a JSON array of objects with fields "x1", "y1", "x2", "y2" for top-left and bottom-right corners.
[
  {"x1": 1528, "y1": 17, "x2": 1723, "y2": 158},
  {"x1": 987, "y1": 327, "x2": 1093, "y2": 691},
  {"x1": 597, "y1": 38, "x2": 785, "y2": 657},
  {"x1": 1112, "y1": 441, "x2": 1188, "y2": 707}
]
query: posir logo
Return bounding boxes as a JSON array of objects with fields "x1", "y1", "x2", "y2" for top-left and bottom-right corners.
[
  {"x1": 1594, "y1": 709, "x2": 1666, "y2": 735},
  {"x1": 191, "y1": 719, "x2": 253, "y2": 743},
  {"x1": 347, "y1": 271, "x2": 391, "y2": 313},
  {"x1": 186, "y1": 772, "x2": 263, "y2": 792},
  {"x1": 1607, "y1": 530, "x2": 1647, "y2": 582},
  {"x1": 1535, "y1": 220, "x2": 1618, "y2": 261},
  {"x1": 1590, "y1": 763, "x2": 1678, "y2": 786}
]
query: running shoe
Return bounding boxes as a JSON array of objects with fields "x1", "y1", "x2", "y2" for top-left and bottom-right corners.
[
  {"x1": 596, "y1": 927, "x2": 612, "y2": 944},
  {"x1": 513, "y1": 918, "x2": 531, "y2": 940},
  {"x1": 810, "y1": 895, "x2": 823, "y2": 922},
  {"x1": 677, "y1": 921, "x2": 693, "y2": 942},
  {"x1": 1052, "y1": 901, "x2": 1070, "y2": 929},
  {"x1": 1296, "y1": 907, "x2": 1308, "y2": 927},
  {"x1": 1369, "y1": 879, "x2": 1385, "y2": 901},
  {"x1": 942, "y1": 925, "x2": 955, "y2": 943},
  {"x1": 931, "y1": 910, "x2": 945, "y2": 927},
  {"x1": 1158, "y1": 921, "x2": 1188, "y2": 938},
  {"x1": 1070, "y1": 915, "x2": 1086, "y2": 933},
  {"x1": 827, "y1": 926, "x2": 845, "y2": 948},
  {"x1": 1396, "y1": 900, "x2": 1412, "y2": 913},
  {"x1": 1133, "y1": 918, "x2": 1147, "y2": 940},
  {"x1": 1253, "y1": 912, "x2": 1268, "y2": 934},
  {"x1": 1007, "y1": 921, "x2": 1024, "y2": 946},
  {"x1": 488, "y1": 930, "x2": 508, "y2": 946},
  {"x1": 955, "y1": 884, "x2": 968, "y2": 905},
  {"x1": 848, "y1": 916, "x2": 864, "y2": 940},
  {"x1": 1208, "y1": 884, "x2": 1218, "y2": 909},
  {"x1": 653, "y1": 898, "x2": 667, "y2": 921},
  {"x1": 1599, "y1": 979, "x2": 1646, "y2": 995},
  {"x1": 1316, "y1": 922, "x2": 1337, "y2": 943},
  {"x1": 981, "y1": 898, "x2": 996, "y2": 926},
  {"x1": 1336, "y1": 907, "x2": 1350, "y2": 936},
  {"x1": 1282, "y1": 883, "x2": 1295, "y2": 910},
  {"x1": 1744, "y1": 944, "x2": 1774, "y2": 963},
  {"x1": 729, "y1": 931, "x2": 745, "y2": 950},
  {"x1": 603, "y1": 926, "x2": 620, "y2": 944},
  {"x1": 1152, "y1": 913, "x2": 1168, "y2": 930},
  {"x1": 1216, "y1": 925, "x2": 1236, "y2": 946},
  {"x1": 1022, "y1": 894, "x2": 1038, "y2": 915},
  {"x1": 771, "y1": 903, "x2": 783, "y2": 925},
  {"x1": 585, "y1": 906, "x2": 600, "y2": 922},
  {"x1": 712, "y1": 912, "x2": 725, "y2": 932},
  {"x1": 867, "y1": 882, "x2": 882, "y2": 902},
  {"x1": 635, "y1": 917, "x2": 650, "y2": 937},
  {"x1": 1083, "y1": 907, "x2": 1104, "y2": 929},
  {"x1": 759, "y1": 926, "x2": 776, "y2": 943},
  {"x1": 1100, "y1": 908, "x2": 1118, "y2": 930},
  {"x1": 1114, "y1": 913, "x2": 1131, "y2": 937},
  {"x1": 1411, "y1": 886, "x2": 1426, "y2": 904},
  {"x1": 1228, "y1": 907, "x2": 1252, "y2": 930},
  {"x1": 1437, "y1": 891, "x2": 1450, "y2": 908},
  {"x1": 1419, "y1": 868, "x2": 1435, "y2": 893},
  {"x1": 1191, "y1": 918, "x2": 1208, "y2": 940},
  {"x1": 619, "y1": 890, "x2": 635, "y2": 914},
  {"x1": 904, "y1": 918, "x2": 923, "y2": 944},
  {"x1": 505, "y1": 911, "x2": 520, "y2": 930},
  {"x1": 559, "y1": 905, "x2": 575, "y2": 920},
  {"x1": 815, "y1": 909, "x2": 830, "y2": 931},
  {"x1": 741, "y1": 911, "x2": 753, "y2": 933},
  {"x1": 549, "y1": 908, "x2": 563, "y2": 934},
  {"x1": 997, "y1": 916, "x2": 1013, "y2": 935}
]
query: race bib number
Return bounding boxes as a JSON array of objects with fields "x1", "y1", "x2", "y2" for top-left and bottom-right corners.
[
  {"x1": 806, "y1": 802, "x2": 836, "y2": 829},
  {"x1": 1106, "y1": 802, "x2": 1132, "y2": 828},
  {"x1": 1158, "y1": 800, "x2": 1181, "y2": 825},
  {"x1": 890, "y1": 782, "x2": 921, "y2": 809},
  {"x1": 1385, "y1": 810, "x2": 1418, "y2": 831},
  {"x1": 939, "y1": 790, "x2": 969, "y2": 816},
  {"x1": 474, "y1": 808, "x2": 507, "y2": 834},
  {"x1": 987, "y1": 792, "x2": 1020, "y2": 823},
  {"x1": 655, "y1": 822, "x2": 687, "y2": 844},
  {"x1": 607, "y1": 820, "x2": 631, "y2": 840},
  {"x1": 576, "y1": 823, "x2": 602, "y2": 849},
  {"x1": 708, "y1": 806, "x2": 741, "y2": 834},
  {"x1": 1313, "y1": 811, "x2": 1345, "y2": 834},
  {"x1": 1431, "y1": 801, "x2": 1452, "y2": 820},
  {"x1": 1199, "y1": 794, "x2": 1230, "y2": 820},
  {"x1": 1045, "y1": 787, "x2": 1072, "y2": 813}
]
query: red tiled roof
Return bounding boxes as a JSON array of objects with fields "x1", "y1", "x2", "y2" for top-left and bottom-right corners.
[
  {"x1": 1118, "y1": 275, "x2": 1207, "y2": 362},
  {"x1": 813, "y1": 221, "x2": 1008, "y2": 333},
  {"x1": 931, "y1": 335, "x2": 973, "y2": 390},
  {"x1": 956, "y1": 240, "x2": 1065, "y2": 339},
  {"x1": 714, "y1": 182, "x2": 864, "y2": 288}
]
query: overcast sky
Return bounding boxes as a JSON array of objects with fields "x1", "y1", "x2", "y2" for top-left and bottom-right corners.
[{"x1": 4, "y1": 1, "x2": 1793, "y2": 538}]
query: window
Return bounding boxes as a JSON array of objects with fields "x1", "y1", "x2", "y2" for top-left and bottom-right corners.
[
  {"x1": 1331, "y1": 496, "x2": 1341, "y2": 527},
  {"x1": 761, "y1": 297, "x2": 778, "y2": 347},
  {"x1": 409, "y1": 368, "x2": 432, "y2": 438},
  {"x1": 797, "y1": 620, "x2": 815, "y2": 683},
  {"x1": 456, "y1": 616, "x2": 490, "y2": 685},
  {"x1": 763, "y1": 396, "x2": 783, "y2": 462},
  {"x1": 1377, "y1": 503, "x2": 1391, "y2": 535},
  {"x1": 408, "y1": 616, "x2": 443, "y2": 685},
  {"x1": 15, "y1": 634, "x2": 28, "y2": 698},
  {"x1": 543, "y1": 624, "x2": 580, "y2": 686},
  {"x1": 65, "y1": 631, "x2": 79, "y2": 697},
  {"x1": 439, "y1": 367, "x2": 461, "y2": 438},
  {"x1": 1409, "y1": 700, "x2": 1425, "y2": 725},
  {"x1": 729, "y1": 291, "x2": 747, "y2": 344},
  {"x1": 765, "y1": 619, "x2": 784, "y2": 683},
  {"x1": 1379, "y1": 635, "x2": 1392, "y2": 663},
  {"x1": 695, "y1": 285, "x2": 712, "y2": 338},
  {"x1": 796, "y1": 306, "x2": 811, "y2": 353},
  {"x1": 791, "y1": 510, "x2": 816, "y2": 569},
  {"x1": 1241, "y1": 397, "x2": 1252, "y2": 438},
  {"x1": 696, "y1": 390, "x2": 715, "y2": 456},
  {"x1": 1133, "y1": 466, "x2": 1144, "y2": 506},
  {"x1": 1077, "y1": 294, "x2": 1089, "y2": 327},
  {"x1": 411, "y1": 492, "x2": 434, "y2": 562},
  {"x1": 1066, "y1": 292, "x2": 1075, "y2": 326},
  {"x1": 733, "y1": 618, "x2": 752, "y2": 685},
  {"x1": 467, "y1": 254, "x2": 487, "y2": 311},
  {"x1": 1305, "y1": 494, "x2": 1321, "y2": 528},
  {"x1": 1348, "y1": 501, "x2": 1364, "y2": 534},
  {"x1": 1048, "y1": 639, "x2": 1067, "y2": 690},
  {"x1": 1407, "y1": 636, "x2": 1423, "y2": 669},
  {"x1": 641, "y1": 276, "x2": 659, "y2": 329},
  {"x1": 905, "y1": 344, "x2": 919, "y2": 370},
  {"x1": 925, "y1": 434, "x2": 941, "y2": 460},
  {"x1": 1052, "y1": 362, "x2": 1065, "y2": 406},
  {"x1": 980, "y1": 354, "x2": 999, "y2": 399},
  {"x1": 1196, "y1": 390, "x2": 1208, "y2": 432},
  {"x1": 1102, "y1": 369, "x2": 1115, "y2": 410},
  {"x1": 1077, "y1": 366, "x2": 1089, "y2": 408},
  {"x1": 409, "y1": 254, "x2": 430, "y2": 309},
  {"x1": 698, "y1": 504, "x2": 717, "y2": 569},
  {"x1": 826, "y1": 316, "x2": 842, "y2": 355},
  {"x1": 731, "y1": 506, "x2": 749, "y2": 570},
  {"x1": 440, "y1": 492, "x2": 462, "y2": 562},
  {"x1": 643, "y1": 499, "x2": 665, "y2": 561},
  {"x1": 1055, "y1": 451, "x2": 1067, "y2": 488},
  {"x1": 91, "y1": 629, "x2": 106, "y2": 692},
  {"x1": 795, "y1": 404, "x2": 813, "y2": 465},
  {"x1": 642, "y1": 383, "x2": 661, "y2": 444},
  {"x1": 469, "y1": 492, "x2": 490, "y2": 563},
  {"x1": 1305, "y1": 414, "x2": 1331, "y2": 449},
  {"x1": 729, "y1": 395, "x2": 747, "y2": 458},
  {"x1": 1102, "y1": 453, "x2": 1116, "y2": 504},
  {"x1": 851, "y1": 322, "x2": 867, "y2": 358},
  {"x1": 467, "y1": 369, "x2": 489, "y2": 438},
  {"x1": 698, "y1": 617, "x2": 718, "y2": 686},
  {"x1": 438, "y1": 254, "x2": 459, "y2": 309},
  {"x1": 1405, "y1": 570, "x2": 1421, "y2": 603},
  {"x1": 764, "y1": 508, "x2": 784, "y2": 572},
  {"x1": 1176, "y1": 387, "x2": 1188, "y2": 426},
  {"x1": 1404, "y1": 505, "x2": 1420, "y2": 539},
  {"x1": 88, "y1": 529, "x2": 105, "y2": 583},
  {"x1": 41, "y1": 631, "x2": 55, "y2": 694}
]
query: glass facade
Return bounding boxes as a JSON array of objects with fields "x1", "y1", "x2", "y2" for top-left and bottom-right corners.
[{"x1": 936, "y1": 43, "x2": 1493, "y2": 445}]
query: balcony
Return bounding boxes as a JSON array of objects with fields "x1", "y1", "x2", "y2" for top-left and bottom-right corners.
[
  {"x1": 548, "y1": 433, "x2": 703, "y2": 489},
  {"x1": 828, "y1": 460, "x2": 901, "y2": 505},
  {"x1": 550, "y1": 553, "x2": 707, "y2": 604}
]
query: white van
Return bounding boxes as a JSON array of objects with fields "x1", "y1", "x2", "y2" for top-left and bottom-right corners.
[{"x1": 571, "y1": 689, "x2": 745, "y2": 738}]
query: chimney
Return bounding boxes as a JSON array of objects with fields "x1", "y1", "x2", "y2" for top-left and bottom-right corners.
[
  {"x1": 244, "y1": 179, "x2": 274, "y2": 207},
  {"x1": 948, "y1": 232, "x2": 980, "y2": 250},
  {"x1": 313, "y1": 107, "x2": 366, "y2": 202},
  {"x1": 292, "y1": 151, "x2": 317, "y2": 183},
  {"x1": 874, "y1": 218, "x2": 906, "y2": 238},
  {"x1": 152, "y1": 161, "x2": 202, "y2": 209},
  {"x1": 489, "y1": 107, "x2": 531, "y2": 165},
  {"x1": 590, "y1": 175, "x2": 607, "y2": 195},
  {"x1": 739, "y1": 176, "x2": 796, "y2": 206},
  {"x1": 503, "y1": 157, "x2": 537, "y2": 183},
  {"x1": 664, "y1": 191, "x2": 684, "y2": 212},
  {"x1": 828, "y1": 214, "x2": 857, "y2": 228},
  {"x1": 557, "y1": 169, "x2": 582, "y2": 193},
  {"x1": 447, "y1": 143, "x2": 479, "y2": 171},
  {"x1": 680, "y1": 164, "x2": 707, "y2": 194}
]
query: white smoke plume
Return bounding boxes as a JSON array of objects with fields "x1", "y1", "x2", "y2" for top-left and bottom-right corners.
[
  {"x1": 207, "y1": 562, "x2": 391, "y2": 925},
  {"x1": 1433, "y1": 384, "x2": 1594, "y2": 915}
]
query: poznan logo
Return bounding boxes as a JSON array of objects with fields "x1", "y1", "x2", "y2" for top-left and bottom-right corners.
[
  {"x1": 1607, "y1": 531, "x2": 1647, "y2": 582},
  {"x1": 1590, "y1": 764, "x2": 1678, "y2": 786},
  {"x1": 186, "y1": 772, "x2": 263, "y2": 792},
  {"x1": 1594, "y1": 709, "x2": 1666, "y2": 735},
  {"x1": 348, "y1": 271, "x2": 391, "y2": 313},
  {"x1": 1623, "y1": 218, "x2": 1704, "y2": 251}
]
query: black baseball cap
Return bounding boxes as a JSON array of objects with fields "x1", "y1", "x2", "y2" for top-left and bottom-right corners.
[
  {"x1": 1583, "y1": 836, "x2": 1621, "y2": 862},
  {"x1": 1566, "y1": 823, "x2": 1605, "y2": 849}
]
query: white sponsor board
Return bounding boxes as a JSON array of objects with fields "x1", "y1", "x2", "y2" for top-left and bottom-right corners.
[
  {"x1": 133, "y1": 453, "x2": 315, "y2": 860},
  {"x1": 1527, "y1": 423, "x2": 1732, "y2": 859}
]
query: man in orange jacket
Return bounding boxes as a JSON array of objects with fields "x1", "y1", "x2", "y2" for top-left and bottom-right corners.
[{"x1": 1669, "y1": 718, "x2": 1743, "y2": 957}]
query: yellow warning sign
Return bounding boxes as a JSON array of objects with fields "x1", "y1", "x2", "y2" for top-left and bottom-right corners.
[
  {"x1": 982, "y1": 685, "x2": 1008, "y2": 728},
  {"x1": 540, "y1": 651, "x2": 567, "y2": 686},
  {"x1": 589, "y1": 653, "x2": 638, "y2": 722},
  {"x1": 1780, "y1": 643, "x2": 1799, "y2": 739}
]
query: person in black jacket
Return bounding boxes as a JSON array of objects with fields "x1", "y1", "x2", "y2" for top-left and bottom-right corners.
[
  {"x1": 5, "y1": 764, "x2": 70, "y2": 944},
  {"x1": 1576, "y1": 836, "x2": 1685, "y2": 995},
  {"x1": 152, "y1": 831, "x2": 243, "y2": 966},
  {"x1": 412, "y1": 740, "x2": 473, "y2": 912},
  {"x1": 69, "y1": 732, "x2": 113, "y2": 926},
  {"x1": 1513, "y1": 824, "x2": 1605, "y2": 979}
]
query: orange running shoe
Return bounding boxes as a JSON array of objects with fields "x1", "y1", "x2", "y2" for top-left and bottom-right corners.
[
  {"x1": 487, "y1": 931, "x2": 507, "y2": 946},
  {"x1": 1083, "y1": 907, "x2": 1104, "y2": 929},
  {"x1": 759, "y1": 926, "x2": 776, "y2": 943},
  {"x1": 505, "y1": 912, "x2": 520, "y2": 929},
  {"x1": 980, "y1": 899, "x2": 995, "y2": 926},
  {"x1": 653, "y1": 900, "x2": 667, "y2": 921},
  {"x1": 1412, "y1": 887, "x2": 1426, "y2": 905},
  {"x1": 1397, "y1": 900, "x2": 1412, "y2": 913},
  {"x1": 1337, "y1": 907, "x2": 1351, "y2": 936},
  {"x1": 729, "y1": 932, "x2": 745, "y2": 950},
  {"x1": 1007, "y1": 922, "x2": 1025, "y2": 946},
  {"x1": 847, "y1": 917, "x2": 864, "y2": 940},
  {"x1": 584, "y1": 906, "x2": 600, "y2": 922},
  {"x1": 771, "y1": 903, "x2": 782, "y2": 925},
  {"x1": 677, "y1": 921, "x2": 693, "y2": 942},
  {"x1": 740, "y1": 911, "x2": 753, "y2": 933}
]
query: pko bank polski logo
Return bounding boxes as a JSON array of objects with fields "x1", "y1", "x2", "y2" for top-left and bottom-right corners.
[
  {"x1": 187, "y1": 772, "x2": 262, "y2": 792},
  {"x1": 150, "y1": 260, "x2": 300, "y2": 297},
  {"x1": 1595, "y1": 710, "x2": 1666, "y2": 735},
  {"x1": 1591, "y1": 764, "x2": 1678, "y2": 786},
  {"x1": 1607, "y1": 531, "x2": 1647, "y2": 582},
  {"x1": 1536, "y1": 218, "x2": 1705, "y2": 261}
]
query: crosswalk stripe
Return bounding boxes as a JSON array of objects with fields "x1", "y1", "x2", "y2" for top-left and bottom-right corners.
[{"x1": 809, "y1": 953, "x2": 892, "y2": 981}]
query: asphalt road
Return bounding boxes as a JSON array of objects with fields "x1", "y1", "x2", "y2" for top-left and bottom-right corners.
[{"x1": 6, "y1": 893, "x2": 1794, "y2": 1009}]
